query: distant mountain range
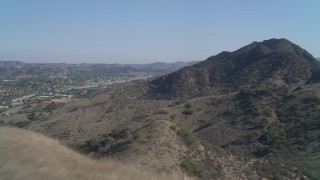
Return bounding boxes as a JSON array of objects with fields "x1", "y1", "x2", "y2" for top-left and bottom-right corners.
[
  {"x1": 129, "y1": 61, "x2": 199, "y2": 73},
  {"x1": 0, "y1": 61, "x2": 199, "y2": 77}
]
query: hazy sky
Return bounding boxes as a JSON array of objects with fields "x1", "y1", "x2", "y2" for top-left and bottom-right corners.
[{"x1": 1, "y1": 0, "x2": 319, "y2": 64}]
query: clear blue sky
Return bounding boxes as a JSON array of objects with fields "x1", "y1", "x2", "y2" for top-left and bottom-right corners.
[{"x1": 1, "y1": 0, "x2": 319, "y2": 64}]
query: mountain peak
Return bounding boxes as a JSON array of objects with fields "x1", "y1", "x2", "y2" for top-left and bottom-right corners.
[
  {"x1": 261, "y1": 38, "x2": 297, "y2": 52},
  {"x1": 149, "y1": 38, "x2": 320, "y2": 99},
  {"x1": 236, "y1": 38, "x2": 301, "y2": 54}
]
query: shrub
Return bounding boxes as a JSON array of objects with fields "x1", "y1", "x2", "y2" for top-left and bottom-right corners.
[
  {"x1": 176, "y1": 128, "x2": 197, "y2": 147},
  {"x1": 9, "y1": 121, "x2": 31, "y2": 128},
  {"x1": 168, "y1": 99, "x2": 185, "y2": 107},
  {"x1": 27, "y1": 112, "x2": 37, "y2": 121},
  {"x1": 258, "y1": 128, "x2": 287, "y2": 149},
  {"x1": 184, "y1": 102, "x2": 192, "y2": 108},
  {"x1": 170, "y1": 125, "x2": 178, "y2": 131},
  {"x1": 302, "y1": 96, "x2": 320, "y2": 104},
  {"x1": 182, "y1": 109, "x2": 194, "y2": 115},
  {"x1": 201, "y1": 141, "x2": 228, "y2": 155},
  {"x1": 43, "y1": 102, "x2": 64, "y2": 112},
  {"x1": 180, "y1": 159, "x2": 205, "y2": 177},
  {"x1": 153, "y1": 110, "x2": 169, "y2": 115}
]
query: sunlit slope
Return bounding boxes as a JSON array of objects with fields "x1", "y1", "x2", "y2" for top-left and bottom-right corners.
[{"x1": 0, "y1": 127, "x2": 177, "y2": 180}]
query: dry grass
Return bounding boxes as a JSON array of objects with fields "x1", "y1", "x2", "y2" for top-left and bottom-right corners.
[{"x1": 0, "y1": 127, "x2": 187, "y2": 180}]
